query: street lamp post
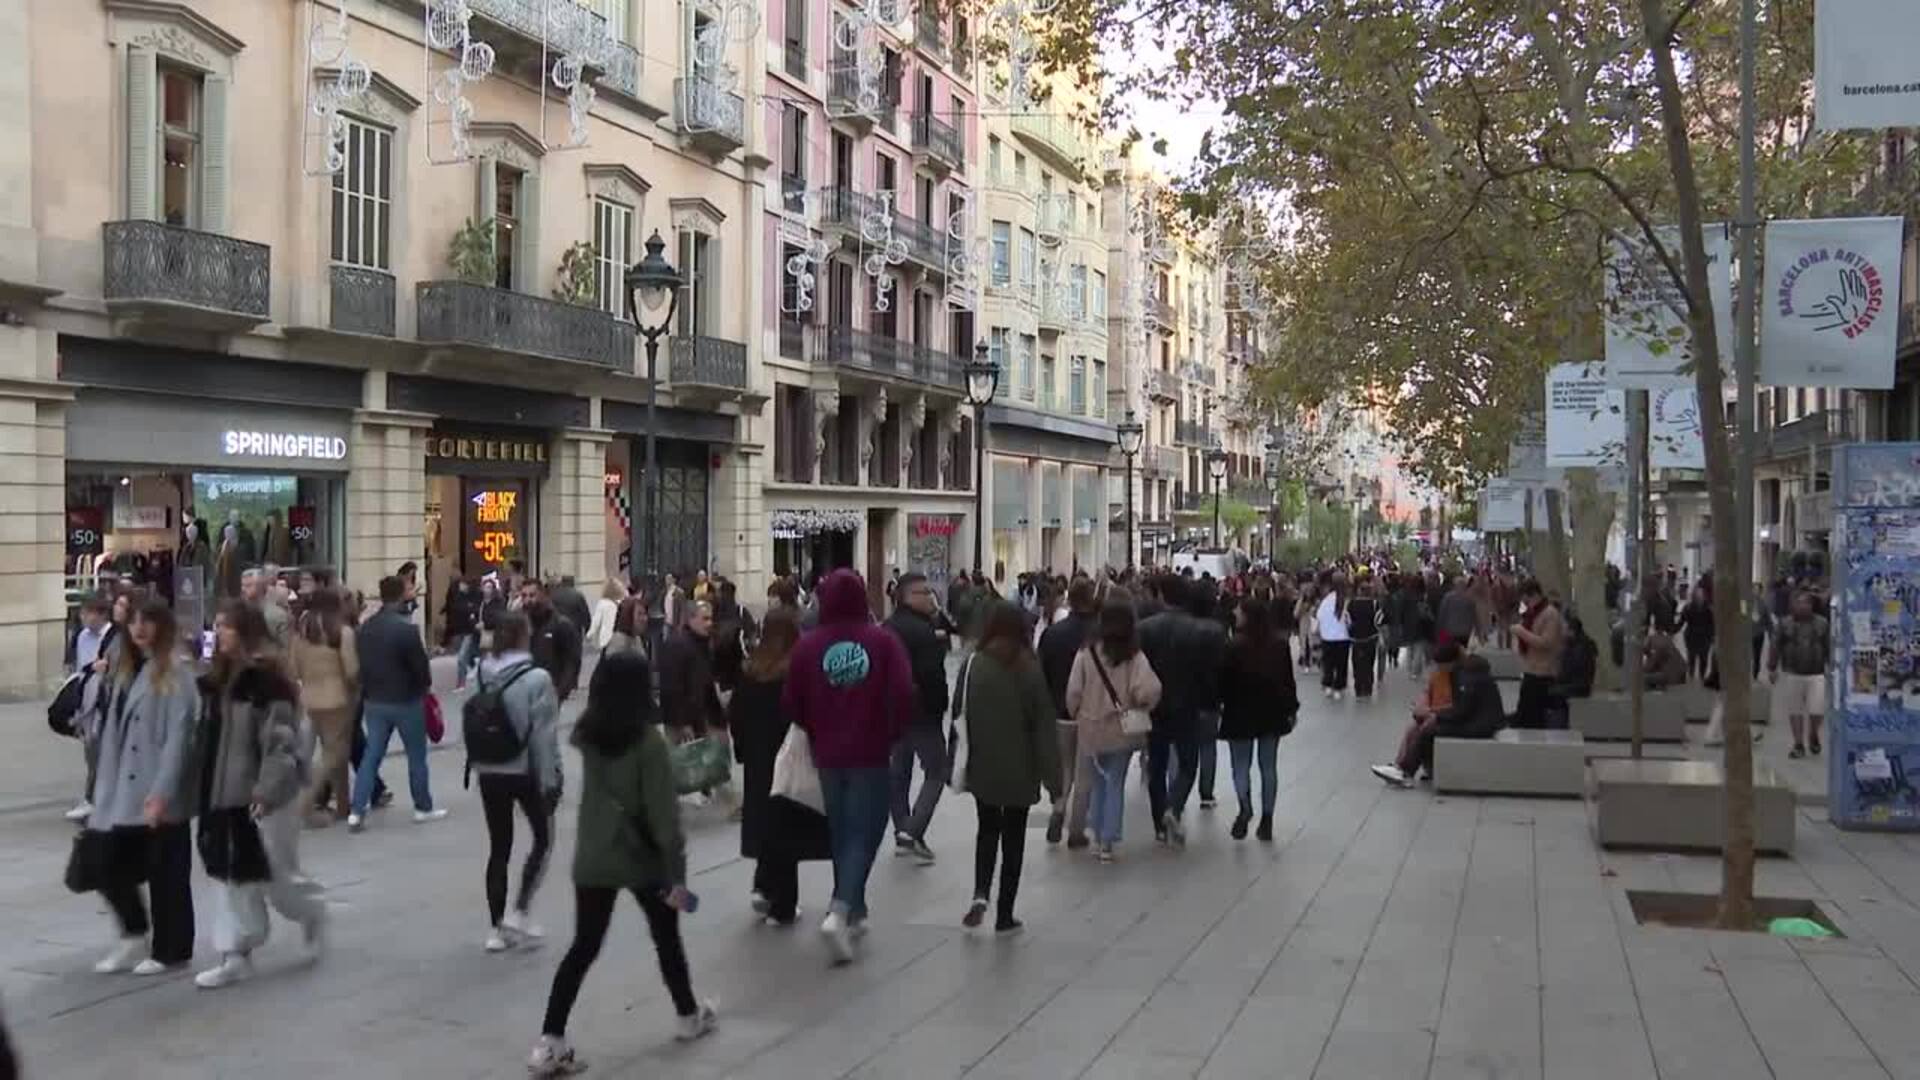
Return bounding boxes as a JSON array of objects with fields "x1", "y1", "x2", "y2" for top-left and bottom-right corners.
[
  {"x1": 1116, "y1": 409, "x2": 1145, "y2": 569},
  {"x1": 1207, "y1": 444, "x2": 1228, "y2": 549},
  {"x1": 625, "y1": 230, "x2": 683, "y2": 583},
  {"x1": 964, "y1": 343, "x2": 1001, "y2": 575}
]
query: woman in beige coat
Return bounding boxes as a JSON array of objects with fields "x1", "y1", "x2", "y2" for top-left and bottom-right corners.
[
  {"x1": 1064, "y1": 597, "x2": 1161, "y2": 862},
  {"x1": 289, "y1": 587, "x2": 358, "y2": 824}
]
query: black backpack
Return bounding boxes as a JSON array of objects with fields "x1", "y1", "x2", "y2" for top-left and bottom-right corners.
[{"x1": 463, "y1": 664, "x2": 534, "y2": 769}]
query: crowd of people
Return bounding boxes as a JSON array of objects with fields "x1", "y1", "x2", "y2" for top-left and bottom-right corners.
[{"x1": 41, "y1": 542, "x2": 1834, "y2": 1077}]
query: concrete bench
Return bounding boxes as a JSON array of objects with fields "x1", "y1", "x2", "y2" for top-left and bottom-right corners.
[
  {"x1": 1679, "y1": 681, "x2": 1773, "y2": 725},
  {"x1": 1593, "y1": 758, "x2": 1796, "y2": 854},
  {"x1": 1481, "y1": 648, "x2": 1525, "y2": 682},
  {"x1": 1570, "y1": 693, "x2": 1688, "y2": 742},
  {"x1": 1435, "y1": 729, "x2": 1588, "y2": 797}
]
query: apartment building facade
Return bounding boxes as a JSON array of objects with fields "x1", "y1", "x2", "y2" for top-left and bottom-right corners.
[{"x1": 5, "y1": 0, "x2": 768, "y2": 694}]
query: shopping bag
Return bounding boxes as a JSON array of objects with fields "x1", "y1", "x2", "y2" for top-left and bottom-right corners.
[
  {"x1": 769, "y1": 724, "x2": 824, "y2": 813},
  {"x1": 670, "y1": 736, "x2": 732, "y2": 795}
]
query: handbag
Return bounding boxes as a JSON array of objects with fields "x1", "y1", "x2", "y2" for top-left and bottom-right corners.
[
  {"x1": 769, "y1": 723, "x2": 823, "y2": 813},
  {"x1": 1090, "y1": 649, "x2": 1153, "y2": 737},
  {"x1": 670, "y1": 735, "x2": 732, "y2": 795},
  {"x1": 64, "y1": 829, "x2": 111, "y2": 894},
  {"x1": 946, "y1": 654, "x2": 976, "y2": 793},
  {"x1": 47, "y1": 672, "x2": 88, "y2": 737},
  {"x1": 424, "y1": 693, "x2": 445, "y2": 744}
]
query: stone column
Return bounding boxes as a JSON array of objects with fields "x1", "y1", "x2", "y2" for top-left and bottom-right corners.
[
  {"x1": 935, "y1": 406, "x2": 960, "y2": 489},
  {"x1": 346, "y1": 410, "x2": 430, "y2": 594},
  {"x1": 901, "y1": 393, "x2": 927, "y2": 488},
  {"x1": 857, "y1": 386, "x2": 888, "y2": 487},
  {"x1": 543, "y1": 428, "x2": 613, "y2": 595},
  {"x1": 1023, "y1": 456, "x2": 1042, "y2": 578},
  {"x1": 0, "y1": 326, "x2": 71, "y2": 697},
  {"x1": 811, "y1": 386, "x2": 840, "y2": 484},
  {"x1": 711, "y1": 445, "x2": 767, "y2": 601}
]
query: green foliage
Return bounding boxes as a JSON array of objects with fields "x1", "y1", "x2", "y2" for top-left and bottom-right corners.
[
  {"x1": 1219, "y1": 498, "x2": 1261, "y2": 534},
  {"x1": 553, "y1": 241, "x2": 600, "y2": 307},
  {"x1": 447, "y1": 217, "x2": 496, "y2": 285}
]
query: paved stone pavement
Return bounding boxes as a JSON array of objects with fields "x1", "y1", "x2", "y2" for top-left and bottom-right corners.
[{"x1": 7, "y1": 655, "x2": 1920, "y2": 1079}]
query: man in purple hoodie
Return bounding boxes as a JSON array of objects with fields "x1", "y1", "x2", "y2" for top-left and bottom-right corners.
[{"x1": 783, "y1": 568, "x2": 915, "y2": 964}]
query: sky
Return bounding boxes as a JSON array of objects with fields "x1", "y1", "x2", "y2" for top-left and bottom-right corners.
[{"x1": 1103, "y1": 31, "x2": 1216, "y2": 177}]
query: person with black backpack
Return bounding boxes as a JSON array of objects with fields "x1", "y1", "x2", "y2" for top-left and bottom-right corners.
[{"x1": 467, "y1": 610, "x2": 562, "y2": 953}]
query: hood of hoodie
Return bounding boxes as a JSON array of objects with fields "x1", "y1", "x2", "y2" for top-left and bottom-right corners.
[{"x1": 816, "y1": 568, "x2": 872, "y2": 624}]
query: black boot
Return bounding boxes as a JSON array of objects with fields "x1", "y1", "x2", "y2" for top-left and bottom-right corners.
[
  {"x1": 1230, "y1": 805, "x2": 1251, "y2": 840},
  {"x1": 1256, "y1": 815, "x2": 1274, "y2": 843}
]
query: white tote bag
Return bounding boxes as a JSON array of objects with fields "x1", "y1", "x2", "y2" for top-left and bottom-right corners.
[
  {"x1": 770, "y1": 723, "x2": 824, "y2": 814},
  {"x1": 947, "y1": 654, "x2": 976, "y2": 793}
]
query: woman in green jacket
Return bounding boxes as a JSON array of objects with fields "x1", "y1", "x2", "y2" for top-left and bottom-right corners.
[
  {"x1": 527, "y1": 652, "x2": 715, "y2": 1077},
  {"x1": 959, "y1": 603, "x2": 1061, "y2": 934}
]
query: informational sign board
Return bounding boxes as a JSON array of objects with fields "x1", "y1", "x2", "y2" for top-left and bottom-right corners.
[
  {"x1": 1815, "y1": 0, "x2": 1920, "y2": 131},
  {"x1": 1603, "y1": 225, "x2": 1734, "y2": 388},
  {"x1": 1545, "y1": 363, "x2": 1625, "y2": 468},
  {"x1": 1760, "y1": 216, "x2": 1905, "y2": 389},
  {"x1": 1649, "y1": 380, "x2": 1707, "y2": 470}
]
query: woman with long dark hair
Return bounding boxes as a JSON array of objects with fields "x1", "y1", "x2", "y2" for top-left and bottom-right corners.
[
  {"x1": 1219, "y1": 599, "x2": 1298, "y2": 842},
  {"x1": 1315, "y1": 574, "x2": 1352, "y2": 698},
  {"x1": 603, "y1": 595, "x2": 651, "y2": 661},
  {"x1": 1064, "y1": 596, "x2": 1160, "y2": 862},
  {"x1": 527, "y1": 653, "x2": 714, "y2": 1076},
  {"x1": 729, "y1": 609, "x2": 828, "y2": 926},
  {"x1": 194, "y1": 601, "x2": 327, "y2": 988},
  {"x1": 290, "y1": 587, "x2": 358, "y2": 824},
  {"x1": 957, "y1": 603, "x2": 1060, "y2": 932},
  {"x1": 473, "y1": 610, "x2": 561, "y2": 953},
  {"x1": 83, "y1": 599, "x2": 200, "y2": 976}
]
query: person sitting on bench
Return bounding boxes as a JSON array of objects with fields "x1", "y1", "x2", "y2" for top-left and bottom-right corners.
[
  {"x1": 1643, "y1": 630, "x2": 1688, "y2": 691},
  {"x1": 1546, "y1": 614, "x2": 1599, "y2": 728},
  {"x1": 1369, "y1": 653, "x2": 1504, "y2": 788},
  {"x1": 1379, "y1": 642, "x2": 1461, "y2": 782}
]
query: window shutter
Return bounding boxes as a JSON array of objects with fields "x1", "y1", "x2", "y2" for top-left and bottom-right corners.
[
  {"x1": 516, "y1": 169, "x2": 540, "y2": 293},
  {"x1": 701, "y1": 236, "x2": 718, "y2": 337},
  {"x1": 125, "y1": 45, "x2": 157, "y2": 221},
  {"x1": 474, "y1": 155, "x2": 497, "y2": 230},
  {"x1": 200, "y1": 74, "x2": 231, "y2": 232},
  {"x1": 677, "y1": 228, "x2": 693, "y2": 335}
]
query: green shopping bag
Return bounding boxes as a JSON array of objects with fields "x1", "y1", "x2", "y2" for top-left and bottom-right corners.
[{"x1": 670, "y1": 736, "x2": 731, "y2": 795}]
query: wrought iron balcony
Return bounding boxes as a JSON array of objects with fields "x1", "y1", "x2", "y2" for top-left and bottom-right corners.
[
  {"x1": 781, "y1": 173, "x2": 809, "y2": 216},
  {"x1": 328, "y1": 264, "x2": 395, "y2": 337},
  {"x1": 829, "y1": 65, "x2": 897, "y2": 129},
  {"x1": 102, "y1": 220, "x2": 270, "y2": 329},
  {"x1": 1762, "y1": 408, "x2": 1857, "y2": 463},
  {"x1": 1182, "y1": 361, "x2": 1217, "y2": 388},
  {"x1": 1036, "y1": 193, "x2": 1072, "y2": 242},
  {"x1": 779, "y1": 317, "x2": 807, "y2": 360},
  {"x1": 915, "y1": 8, "x2": 947, "y2": 59},
  {"x1": 675, "y1": 77, "x2": 745, "y2": 155},
  {"x1": 1141, "y1": 445, "x2": 1179, "y2": 475},
  {"x1": 416, "y1": 281, "x2": 634, "y2": 369},
  {"x1": 822, "y1": 326, "x2": 963, "y2": 391},
  {"x1": 1175, "y1": 489, "x2": 1205, "y2": 513},
  {"x1": 1175, "y1": 419, "x2": 1209, "y2": 446},
  {"x1": 1037, "y1": 286, "x2": 1073, "y2": 334},
  {"x1": 668, "y1": 334, "x2": 750, "y2": 401},
  {"x1": 461, "y1": 0, "x2": 642, "y2": 102},
  {"x1": 894, "y1": 212, "x2": 947, "y2": 274},
  {"x1": 911, "y1": 112, "x2": 963, "y2": 172},
  {"x1": 1145, "y1": 367, "x2": 1181, "y2": 402},
  {"x1": 1011, "y1": 112, "x2": 1091, "y2": 175},
  {"x1": 1146, "y1": 294, "x2": 1176, "y2": 329},
  {"x1": 820, "y1": 186, "x2": 878, "y2": 236}
]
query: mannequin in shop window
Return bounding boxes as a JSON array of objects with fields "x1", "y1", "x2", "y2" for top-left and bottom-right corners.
[
  {"x1": 179, "y1": 519, "x2": 212, "y2": 575},
  {"x1": 215, "y1": 525, "x2": 244, "y2": 601}
]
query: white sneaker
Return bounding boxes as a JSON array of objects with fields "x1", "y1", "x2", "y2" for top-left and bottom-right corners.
[
  {"x1": 674, "y1": 1001, "x2": 719, "y2": 1042},
  {"x1": 93, "y1": 936, "x2": 145, "y2": 974},
  {"x1": 65, "y1": 800, "x2": 93, "y2": 822},
  {"x1": 130, "y1": 958, "x2": 169, "y2": 977},
  {"x1": 527, "y1": 1034, "x2": 584, "y2": 1076},
  {"x1": 1370, "y1": 763, "x2": 1411, "y2": 788},
  {"x1": 302, "y1": 910, "x2": 328, "y2": 962},
  {"x1": 820, "y1": 911, "x2": 854, "y2": 965},
  {"x1": 502, "y1": 909, "x2": 545, "y2": 944},
  {"x1": 346, "y1": 813, "x2": 365, "y2": 833},
  {"x1": 485, "y1": 929, "x2": 512, "y2": 953},
  {"x1": 1164, "y1": 813, "x2": 1186, "y2": 848},
  {"x1": 413, "y1": 808, "x2": 449, "y2": 824},
  {"x1": 193, "y1": 954, "x2": 253, "y2": 990}
]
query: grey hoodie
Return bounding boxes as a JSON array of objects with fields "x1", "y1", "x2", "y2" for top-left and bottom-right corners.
[{"x1": 470, "y1": 651, "x2": 562, "y2": 792}]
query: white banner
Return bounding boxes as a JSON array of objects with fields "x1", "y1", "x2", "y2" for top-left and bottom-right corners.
[
  {"x1": 1603, "y1": 225, "x2": 1734, "y2": 389},
  {"x1": 1648, "y1": 379, "x2": 1706, "y2": 470},
  {"x1": 1482, "y1": 479, "x2": 1528, "y2": 532},
  {"x1": 1760, "y1": 216, "x2": 1904, "y2": 389},
  {"x1": 1815, "y1": 0, "x2": 1920, "y2": 131},
  {"x1": 1546, "y1": 363, "x2": 1626, "y2": 468}
]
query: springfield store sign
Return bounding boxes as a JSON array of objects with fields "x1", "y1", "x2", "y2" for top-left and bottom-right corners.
[{"x1": 223, "y1": 430, "x2": 349, "y2": 461}]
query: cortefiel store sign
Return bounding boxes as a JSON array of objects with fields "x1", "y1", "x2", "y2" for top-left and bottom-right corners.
[{"x1": 222, "y1": 430, "x2": 349, "y2": 461}]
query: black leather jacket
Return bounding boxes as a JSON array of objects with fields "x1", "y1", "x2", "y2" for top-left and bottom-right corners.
[
  {"x1": 1138, "y1": 610, "x2": 1227, "y2": 733},
  {"x1": 1038, "y1": 611, "x2": 1095, "y2": 719},
  {"x1": 884, "y1": 606, "x2": 950, "y2": 729}
]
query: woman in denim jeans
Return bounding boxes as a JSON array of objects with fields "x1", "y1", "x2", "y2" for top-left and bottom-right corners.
[
  {"x1": 1217, "y1": 599, "x2": 1298, "y2": 842},
  {"x1": 1064, "y1": 597, "x2": 1161, "y2": 863}
]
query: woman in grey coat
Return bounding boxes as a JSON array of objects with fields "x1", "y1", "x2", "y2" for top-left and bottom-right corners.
[
  {"x1": 192, "y1": 601, "x2": 327, "y2": 990},
  {"x1": 86, "y1": 599, "x2": 201, "y2": 976},
  {"x1": 472, "y1": 610, "x2": 562, "y2": 953}
]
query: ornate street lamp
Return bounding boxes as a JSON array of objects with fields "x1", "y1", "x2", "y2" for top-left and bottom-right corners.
[
  {"x1": 1207, "y1": 442, "x2": 1228, "y2": 548},
  {"x1": 964, "y1": 343, "x2": 1001, "y2": 574},
  {"x1": 625, "y1": 230, "x2": 683, "y2": 581},
  {"x1": 1116, "y1": 409, "x2": 1145, "y2": 568}
]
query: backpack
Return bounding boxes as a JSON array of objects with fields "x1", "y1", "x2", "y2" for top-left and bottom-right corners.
[{"x1": 463, "y1": 663, "x2": 535, "y2": 769}]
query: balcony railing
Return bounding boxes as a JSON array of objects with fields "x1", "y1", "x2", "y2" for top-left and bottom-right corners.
[
  {"x1": 1147, "y1": 294, "x2": 1176, "y2": 328},
  {"x1": 1141, "y1": 445, "x2": 1179, "y2": 475},
  {"x1": 328, "y1": 264, "x2": 395, "y2": 337},
  {"x1": 781, "y1": 173, "x2": 808, "y2": 215},
  {"x1": 829, "y1": 65, "x2": 898, "y2": 128},
  {"x1": 102, "y1": 220, "x2": 270, "y2": 326},
  {"x1": 779, "y1": 317, "x2": 807, "y2": 360},
  {"x1": 1036, "y1": 193, "x2": 1072, "y2": 241},
  {"x1": 823, "y1": 326, "x2": 963, "y2": 390},
  {"x1": 466, "y1": 0, "x2": 640, "y2": 99},
  {"x1": 675, "y1": 77, "x2": 745, "y2": 151},
  {"x1": 1037, "y1": 286, "x2": 1073, "y2": 333},
  {"x1": 416, "y1": 281, "x2": 634, "y2": 369},
  {"x1": 912, "y1": 112, "x2": 963, "y2": 170},
  {"x1": 783, "y1": 40, "x2": 807, "y2": 80},
  {"x1": 1183, "y1": 362, "x2": 1217, "y2": 388},
  {"x1": 1011, "y1": 111, "x2": 1091, "y2": 174},
  {"x1": 894, "y1": 212, "x2": 946, "y2": 272},
  {"x1": 1145, "y1": 367, "x2": 1181, "y2": 401},
  {"x1": 821, "y1": 186, "x2": 879, "y2": 233},
  {"x1": 668, "y1": 334, "x2": 748, "y2": 392},
  {"x1": 1175, "y1": 419, "x2": 1209, "y2": 446},
  {"x1": 915, "y1": 9, "x2": 947, "y2": 59},
  {"x1": 1763, "y1": 408, "x2": 1857, "y2": 461}
]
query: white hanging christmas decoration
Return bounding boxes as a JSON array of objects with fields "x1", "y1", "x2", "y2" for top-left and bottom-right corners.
[
  {"x1": 686, "y1": 0, "x2": 761, "y2": 133},
  {"x1": 861, "y1": 191, "x2": 908, "y2": 312},
  {"x1": 828, "y1": 0, "x2": 887, "y2": 121},
  {"x1": 781, "y1": 236, "x2": 830, "y2": 315},
  {"x1": 303, "y1": 0, "x2": 373, "y2": 176},
  {"x1": 423, "y1": 0, "x2": 496, "y2": 162},
  {"x1": 945, "y1": 190, "x2": 984, "y2": 313}
]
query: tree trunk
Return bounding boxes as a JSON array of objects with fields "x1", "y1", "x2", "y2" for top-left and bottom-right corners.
[
  {"x1": 1640, "y1": 0, "x2": 1757, "y2": 930},
  {"x1": 1566, "y1": 467, "x2": 1619, "y2": 691},
  {"x1": 1540, "y1": 488, "x2": 1573, "y2": 607}
]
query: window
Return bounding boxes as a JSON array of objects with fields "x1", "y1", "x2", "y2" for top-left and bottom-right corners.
[
  {"x1": 783, "y1": 103, "x2": 806, "y2": 181},
  {"x1": 1069, "y1": 263, "x2": 1087, "y2": 319},
  {"x1": 677, "y1": 229, "x2": 713, "y2": 335},
  {"x1": 877, "y1": 152, "x2": 898, "y2": 197},
  {"x1": 591, "y1": 197, "x2": 632, "y2": 316},
  {"x1": 917, "y1": 175, "x2": 934, "y2": 224},
  {"x1": 1092, "y1": 270, "x2": 1107, "y2": 317},
  {"x1": 1091, "y1": 359, "x2": 1106, "y2": 417},
  {"x1": 1018, "y1": 227, "x2": 1036, "y2": 294},
  {"x1": 159, "y1": 66, "x2": 202, "y2": 227},
  {"x1": 1014, "y1": 151, "x2": 1027, "y2": 186},
  {"x1": 330, "y1": 117, "x2": 391, "y2": 270},
  {"x1": 1069, "y1": 356, "x2": 1086, "y2": 415},
  {"x1": 990, "y1": 327, "x2": 1010, "y2": 400},
  {"x1": 990, "y1": 221, "x2": 1011, "y2": 286},
  {"x1": 988, "y1": 135, "x2": 1002, "y2": 178},
  {"x1": 494, "y1": 164, "x2": 522, "y2": 290},
  {"x1": 1018, "y1": 333, "x2": 1036, "y2": 400},
  {"x1": 1040, "y1": 354, "x2": 1056, "y2": 411},
  {"x1": 587, "y1": 0, "x2": 630, "y2": 44},
  {"x1": 783, "y1": 0, "x2": 806, "y2": 76}
]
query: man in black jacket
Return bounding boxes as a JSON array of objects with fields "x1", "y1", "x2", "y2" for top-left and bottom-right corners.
[
  {"x1": 885, "y1": 573, "x2": 949, "y2": 863},
  {"x1": 1371, "y1": 654, "x2": 1504, "y2": 787},
  {"x1": 350, "y1": 575, "x2": 441, "y2": 831},
  {"x1": 1039, "y1": 578, "x2": 1097, "y2": 846},
  {"x1": 520, "y1": 580, "x2": 583, "y2": 703},
  {"x1": 1138, "y1": 576, "x2": 1228, "y2": 846}
]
